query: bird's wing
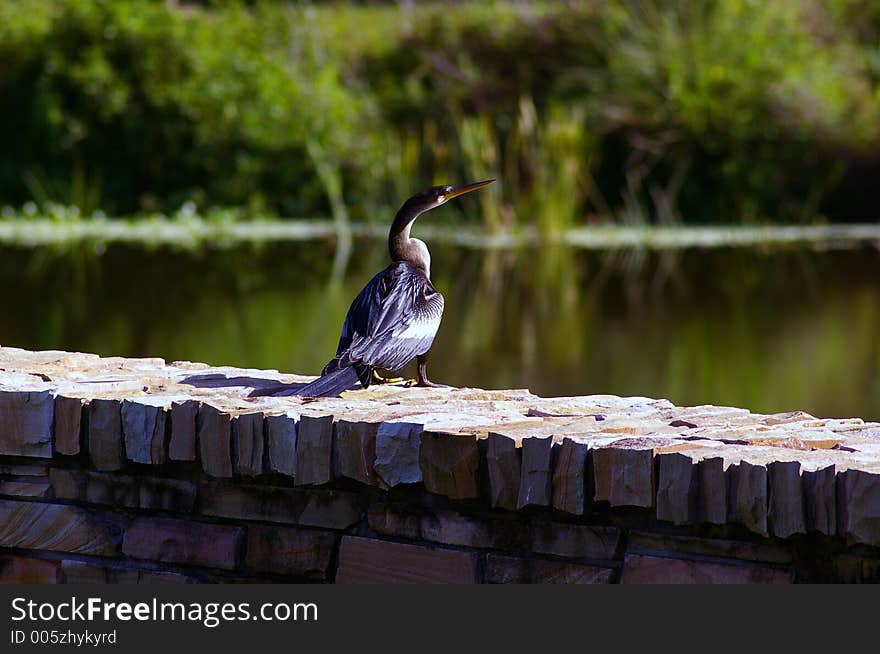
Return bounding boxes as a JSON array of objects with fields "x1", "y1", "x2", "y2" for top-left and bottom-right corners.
[
  {"x1": 347, "y1": 263, "x2": 444, "y2": 371},
  {"x1": 333, "y1": 267, "x2": 391, "y2": 358}
]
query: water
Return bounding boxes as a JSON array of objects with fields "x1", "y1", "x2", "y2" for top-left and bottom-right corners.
[{"x1": 1, "y1": 240, "x2": 878, "y2": 420}]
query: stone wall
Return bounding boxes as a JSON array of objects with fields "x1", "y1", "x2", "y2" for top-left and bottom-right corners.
[{"x1": 1, "y1": 346, "x2": 879, "y2": 583}]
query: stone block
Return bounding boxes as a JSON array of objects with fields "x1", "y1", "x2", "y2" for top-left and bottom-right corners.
[
  {"x1": 336, "y1": 536, "x2": 475, "y2": 584},
  {"x1": 592, "y1": 442, "x2": 655, "y2": 508},
  {"x1": 486, "y1": 432, "x2": 520, "y2": 510},
  {"x1": 245, "y1": 525, "x2": 336, "y2": 579},
  {"x1": 627, "y1": 531, "x2": 792, "y2": 564},
  {"x1": 530, "y1": 522, "x2": 620, "y2": 560},
  {"x1": 0, "y1": 480, "x2": 51, "y2": 498},
  {"x1": 169, "y1": 400, "x2": 198, "y2": 461},
  {"x1": 803, "y1": 464, "x2": 836, "y2": 535},
  {"x1": 50, "y1": 468, "x2": 196, "y2": 513},
  {"x1": 200, "y1": 481, "x2": 362, "y2": 529},
  {"x1": 374, "y1": 422, "x2": 423, "y2": 487},
  {"x1": 266, "y1": 413, "x2": 296, "y2": 477},
  {"x1": 0, "y1": 555, "x2": 60, "y2": 583},
  {"x1": 334, "y1": 419, "x2": 378, "y2": 485},
  {"x1": 699, "y1": 456, "x2": 729, "y2": 524},
  {"x1": 485, "y1": 554, "x2": 614, "y2": 584},
  {"x1": 198, "y1": 404, "x2": 233, "y2": 478},
  {"x1": 54, "y1": 395, "x2": 84, "y2": 456},
  {"x1": 420, "y1": 430, "x2": 479, "y2": 500},
  {"x1": 517, "y1": 436, "x2": 553, "y2": 509},
  {"x1": 123, "y1": 516, "x2": 243, "y2": 570},
  {"x1": 621, "y1": 554, "x2": 793, "y2": 584},
  {"x1": 552, "y1": 437, "x2": 589, "y2": 515},
  {"x1": 0, "y1": 390, "x2": 54, "y2": 458},
  {"x1": 295, "y1": 414, "x2": 333, "y2": 486},
  {"x1": 838, "y1": 468, "x2": 880, "y2": 546},
  {"x1": 234, "y1": 412, "x2": 265, "y2": 476},
  {"x1": 61, "y1": 560, "x2": 193, "y2": 584},
  {"x1": 729, "y1": 460, "x2": 768, "y2": 536},
  {"x1": 0, "y1": 500, "x2": 118, "y2": 555},
  {"x1": 88, "y1": 398, "x2": 124, "y2": 471},
  {"x1": 121, "y1": 399, "x2": 167, "y2": 465},
  {"x1": 656, "y1": 451, "x2": 699, "y2": 525},
  {"x1": 768, "y1": 460, "x2": 805, "y2": 538}
]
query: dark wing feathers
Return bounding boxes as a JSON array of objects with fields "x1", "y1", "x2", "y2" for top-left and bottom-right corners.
[{"x1": 325, "y1": 261, "x2": 444, "y2": 376}]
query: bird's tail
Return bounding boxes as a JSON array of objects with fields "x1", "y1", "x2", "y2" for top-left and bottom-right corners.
[{"x1": 285, "y1": 366, "x2": 362, "y2": 398}]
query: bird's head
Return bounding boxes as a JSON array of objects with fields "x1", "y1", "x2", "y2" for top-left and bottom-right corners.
[{"x1": 400, "y1": 178, "x2": 496, "y2": 215}]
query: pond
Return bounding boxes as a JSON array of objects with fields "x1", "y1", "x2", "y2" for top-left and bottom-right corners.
[{"x1": 1, "y1": 239, "x2": 878, "y2": 420}]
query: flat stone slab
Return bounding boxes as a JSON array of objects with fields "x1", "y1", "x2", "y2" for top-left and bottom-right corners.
[{"x1": 3, "y1": 346, "x2": 880, "y2": 546}]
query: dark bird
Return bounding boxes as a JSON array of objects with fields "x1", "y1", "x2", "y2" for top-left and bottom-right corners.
[{"x1": 293, "y1": 178, "x2": 495, "y2": 398}]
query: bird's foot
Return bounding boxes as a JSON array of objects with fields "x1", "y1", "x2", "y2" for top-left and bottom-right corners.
[{"x1": 372, "y1": 370, "x2": 406, "y2": 384}]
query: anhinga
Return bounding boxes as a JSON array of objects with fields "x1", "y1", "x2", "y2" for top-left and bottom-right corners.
[{"x1": 292, "y1": 178, "x2": 495, "y2": 398}]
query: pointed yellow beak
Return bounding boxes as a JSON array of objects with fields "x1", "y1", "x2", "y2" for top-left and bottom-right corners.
[{"x1": 443, "y1": 178, "x2": 496, "y2": 201}]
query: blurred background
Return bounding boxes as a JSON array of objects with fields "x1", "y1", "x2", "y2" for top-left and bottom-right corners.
[{"x1": 0, "y1": 0, "x2": 878, "y2": 418}]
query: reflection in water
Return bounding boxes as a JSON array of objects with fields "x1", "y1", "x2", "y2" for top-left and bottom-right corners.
[{"x1": 1, "y1": 240, "x2": 878, "y2": 419}]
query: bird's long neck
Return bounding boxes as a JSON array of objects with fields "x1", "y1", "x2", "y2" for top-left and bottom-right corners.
[{"x1": 389, "y1": 205, "x2": 431, "y2": 277}]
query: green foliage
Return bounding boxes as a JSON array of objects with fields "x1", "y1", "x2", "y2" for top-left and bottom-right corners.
[{"x1": 1, "y1": 0, "x2": 879, "y2": 224}]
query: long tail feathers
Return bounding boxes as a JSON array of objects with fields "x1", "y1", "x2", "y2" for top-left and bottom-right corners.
[{"x1": 281, "y1": 366, "x2": 361, "y2": 398}]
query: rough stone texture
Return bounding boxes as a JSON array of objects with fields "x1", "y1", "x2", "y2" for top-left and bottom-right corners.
[
  {"x1": 61, "y1": 560, "x2": 192, "y2": 584},
  {"x1": 198, "y1": 404, "x2": 233, "y2": 478},
  {"x1": 420, "y1": 430, "x2": 479, "y2": 500},
  {"x1": 88, "y1": 398, "x2": 124, "y2": 471},
  {"x1": 485, "y1": 554, "x2": 614, "y2": 584},
  {"x1": 0, "y1": 500, "x2": 118, "y2": 555},
  {"x1": 121, "y1": 398, "x2": 167, "y2": 465},
  {"x1": 838, "y1": 468, "x2": 880, "y2": 546},
  {"x1": 50, "y1": 468, "x2": 196, "y2": 513},
  {"x1": 123, "y1": 516, "x2": 243, "y2": 570},
  {"x1": 486, "y1": 432, "x2": 520, "y2": 510},
  {"x1": 54, "y1": 395, "x2": 84, "y2": 456},
  {"x1": 0, "y1": 555, "x2": 61, "y2": 583},
  {"x1": 169, "y1": 400, "x2": 198, "y2": 461},
  {"x1": 0, "y1": 390, "x2": 54, "y2": 458},
  {"x1": 336, "y1": 536, "x2": 475, "y2": 584},
  {"x1": 530, "y1": 522, "x2": 620, "y2": 560},
  {"x1": 200, "y1": 481, "x2": 362, "y2": 529},
  {"x1": 627, "y1": 531, "x2": 792, "y2": 564},
  {"x1": 803, "y1": 464, "x2": 836, "y2": 535},
  {"x1": 699, "y1": 456, "x2": 730, "y2": 524},
  {"x1": 418, "y1": 510, "x2": 497, "y2": 549},
  {"x1": 768, "y1": 460, "x2": 805, "y2": 538},
  {"x1": 729, "y1": 460, "x2": 769, "y2": 536},
  {"x1": 245, "y1": 525, "x2": 336, "y2": 579},
  {"x1": 334, "y1": 419, "x2": 378, "y2": 485},
  {"x1": 233, "y1": 412, "x2": 265, "y2": 477},
  {"x1": 552, "y1": 437, "x2": 589, "y2": 515},
  {"x1": 656, "y1": 451, "x2": 700, "y2": 525},
  {"x1": 374, "y1": 422, "x2": 423, "y2": 487},
  {"x1": 266, "y1": 415, "x2": 297, "y2": 477},
  {"x1": 3, "y1": 346, "x2": 880, "y2": 583},
  {"x1": 592, "y1": 442, "x2": 656, "y2": 508},
  {"x1": 0, "y1": 480, "x2": 51, "y2": 497},
  {"x1": 265, "y1": 413, "x2": 295, "y2": 477},
  {"x1": 0, "y1": 463, "x2": 48, "y2": 476},
  {"x1": 517, "y1": 436, "x2": 554, "y2": 509},
  {"x1": 295, "y1": 414, "x2": 333, "y2": 486},
  {"x1": 621, "y1": 554, "x2": 793, "y2": 584}
]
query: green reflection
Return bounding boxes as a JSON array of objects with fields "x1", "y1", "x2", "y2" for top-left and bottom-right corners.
[{"x1": 1, "y1": 242, "x2": 878, "y2": 420}]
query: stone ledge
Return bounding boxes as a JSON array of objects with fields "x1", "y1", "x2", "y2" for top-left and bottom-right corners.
[{"x1": 1, "y1": 345, "x2": 880, "y2": 548}]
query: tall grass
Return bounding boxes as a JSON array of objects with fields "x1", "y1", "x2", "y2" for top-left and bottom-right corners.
[{"x1": 1, "y1": 1, "x2": 879, "y2": 227}]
